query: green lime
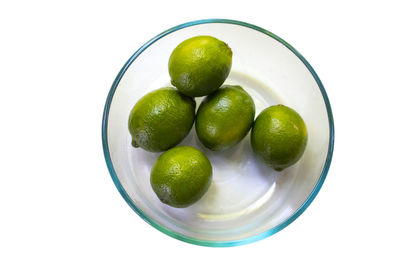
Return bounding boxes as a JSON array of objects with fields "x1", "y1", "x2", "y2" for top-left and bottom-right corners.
[
  {"x1": 128, "y1": 87, "x2": 195, "y2": 152},
  {"x1": 150, "y1": 146, "x2": 212, "y2": 208},
  {"x1": 168, "y1": 36, "x2": 232, "y2": 97},
  {"x1": 251, "y1": 104, "x2": 308, "y2": 171},
  {"x1": 195, "y1": 85, "x2": 255, "y2": 151}
]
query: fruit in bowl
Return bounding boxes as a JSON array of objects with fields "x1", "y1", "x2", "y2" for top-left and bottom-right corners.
[
  {"x1": 128, "y1": 87, "x2": 196, "y2": 152},
  {"x1": 150, "y1": 146, "x2": 212, "y2": 208},
  {"x1": 195, "y1": 85, "x2": 255, "y2": 151},
  {"x1": 168, "y1": 36, "x2": 232, "y2": 97},
  {"x1": 251, "y1": 105, "x2": 308, "y2": 171}
]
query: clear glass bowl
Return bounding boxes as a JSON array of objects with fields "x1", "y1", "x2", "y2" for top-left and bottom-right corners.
[{"x1": 102, "y1": 19, "x2": 334, "y2": 246}]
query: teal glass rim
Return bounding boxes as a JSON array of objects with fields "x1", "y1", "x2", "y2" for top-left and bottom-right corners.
[{"x1": 101, "y1": 19, "x2": 335, "y2": 247}]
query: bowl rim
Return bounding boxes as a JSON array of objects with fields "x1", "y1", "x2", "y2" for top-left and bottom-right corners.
[{"x1": 101, "y1": 18, "x2": 335, "y2": 247}]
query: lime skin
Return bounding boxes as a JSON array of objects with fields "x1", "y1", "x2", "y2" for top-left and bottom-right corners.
[
  {"x1": 128, "y1": 87, "x2": 196, "y2": 152},
  {"x1": 150, "y1": 146, "x2": 213, "y2": 208},
  {"x1": 251, "y1": 105, "x2": 308, "y2": 171},
  {"x1": 168, "y1": 36, "x2": 232, "y2": 97},
  {"x1": 195, "y1": 85, "x2": 255, "y2": 151}
]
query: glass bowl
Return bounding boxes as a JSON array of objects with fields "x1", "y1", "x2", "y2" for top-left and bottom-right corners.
[{"x1": 102, "y1": 19, "x2": 334, "y2": 246}]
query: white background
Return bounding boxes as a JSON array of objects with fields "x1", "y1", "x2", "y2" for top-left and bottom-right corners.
[{"x1": 1, "y1": 0, "x2": 399, "y2": 266}]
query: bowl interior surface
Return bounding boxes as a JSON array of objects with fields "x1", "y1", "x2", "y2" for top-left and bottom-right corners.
[{"x1": 103, "y1": 20, "x2": 333, "y2": 246}]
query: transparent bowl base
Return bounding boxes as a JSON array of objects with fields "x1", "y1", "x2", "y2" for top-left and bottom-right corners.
[{"x1": 127, "y1": 71, "x2": 305, "y2": 241}]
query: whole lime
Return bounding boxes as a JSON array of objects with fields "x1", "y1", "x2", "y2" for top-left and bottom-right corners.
[
  {"x1": 150, "y1": 146, "x2": 212, "y2": 208},
  {"x1": 195, "y1": 85, "x2": 255, "y2": 151},
  {"x1": 128, "y1": 87, "x2": 195, "y2": 152},
  {"x1": 251, "y1": 105, "x2": 308, "y2": 171},
  {"x1": 168, "y1": 36, "x2": 232, "y2": 97}
]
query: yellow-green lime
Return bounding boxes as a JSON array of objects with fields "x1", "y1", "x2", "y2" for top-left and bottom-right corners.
[
  {"x1": 251, "y1": 105, "x2": 308, "y2": 171},
  {"x1": 195, "y1": 85, "x2": 255, "y2": 151},
  {"x1": 168, "y1": 36, "x2": 232, "y2": 97},
  {"x1": 150, "y1": 146, "x2": 212, "y2": 208},
  {"x1": 128, "y1": 87, "x2": 195, "y2": 152}
]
